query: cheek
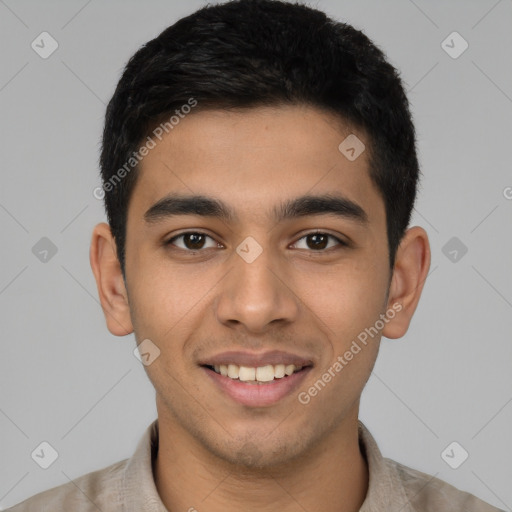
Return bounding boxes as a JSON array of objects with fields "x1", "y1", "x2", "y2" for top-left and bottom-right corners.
[
  {"x1": 295, "y1": 256, "x2": 388, "y2": 339},
  {"x1": 126, "y1": 250, "x2": 222, "y2": 349}
]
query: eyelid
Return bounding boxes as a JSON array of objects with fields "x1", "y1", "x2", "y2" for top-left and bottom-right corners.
[
  {"x1": 165, "y1": 230, "x2": 221, "y2": 249},
  {"x1": 165, "y1": 229, "x2": 348, "y2": 251},
  {"x1": 292, "y1": 231, "x2": 348, "y2": 250}
]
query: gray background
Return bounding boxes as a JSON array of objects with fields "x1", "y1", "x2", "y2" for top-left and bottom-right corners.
[{"x1": 1, "y1": 0, "x2": 511, "y2": 509}]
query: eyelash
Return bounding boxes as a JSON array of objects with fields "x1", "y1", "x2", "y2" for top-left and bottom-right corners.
[{"x1": 164, "y1": 230, "x2": 348, "y2": 253}]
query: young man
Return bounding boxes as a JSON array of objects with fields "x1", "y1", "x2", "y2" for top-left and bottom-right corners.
[{"x1": 7, "y1": 0, "x2": 503, "y2": 511}]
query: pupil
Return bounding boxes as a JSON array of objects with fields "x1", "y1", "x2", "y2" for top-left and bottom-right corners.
[
  {"x1": 186, "y1": 233, "x2": 204, "y2": 250},
  {"x1": 308, "y1": 234, "x2": 327, "y2": 250},
  {"x1": 183, "y1": 234, "x2": 328, "y2": 250}
]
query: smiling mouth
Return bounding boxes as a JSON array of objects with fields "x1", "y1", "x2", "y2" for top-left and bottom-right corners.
[{"x1": 203, "y1": 363, "x2": 307, "y2": 384}]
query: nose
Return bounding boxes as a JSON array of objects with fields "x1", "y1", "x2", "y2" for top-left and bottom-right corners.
[{"x1": 214, "y1": 241, "x2": 300, "y2": 334}]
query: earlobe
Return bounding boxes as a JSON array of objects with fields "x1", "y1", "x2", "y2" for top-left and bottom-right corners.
[
  {"x1": 382, "y1": 226, "x2": 431, "y2": 340},
  {"x1": 89, "y1": 222, "x2": 134, "y2": 336}
]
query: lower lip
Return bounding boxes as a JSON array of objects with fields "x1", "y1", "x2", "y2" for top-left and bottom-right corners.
[{"x1": 203, "y1": 366, "x2": 312, "y2": 407}]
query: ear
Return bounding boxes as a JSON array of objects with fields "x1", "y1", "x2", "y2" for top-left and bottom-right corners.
[
  {"x1": 382, "y1": 226, "x2": 431, "y2": 339},
  {"x1": 89, "y1": 222, "x2": 134, "y2": 336}
]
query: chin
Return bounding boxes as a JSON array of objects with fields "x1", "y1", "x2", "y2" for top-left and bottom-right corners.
[{"x1": 207, "y1": 428, "x2": 315, "y2": 472}]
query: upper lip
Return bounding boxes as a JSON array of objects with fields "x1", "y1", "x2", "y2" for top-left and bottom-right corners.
[{"x1": 199, "y1": 350, "x2": 314, "y2": 368}]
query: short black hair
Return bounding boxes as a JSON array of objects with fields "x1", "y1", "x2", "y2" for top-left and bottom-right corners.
[{"x1": 99, "y1": 0, "x2": 420, "y2": 277}]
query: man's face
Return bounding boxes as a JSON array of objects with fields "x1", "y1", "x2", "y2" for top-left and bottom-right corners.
[{"x1": 124, "y1": 105, "x2": 392, "y2": 468}]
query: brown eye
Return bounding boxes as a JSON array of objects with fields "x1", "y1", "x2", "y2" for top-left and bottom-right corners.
[
  {"x1": 166, "y1": 232, "x2": 218, "y2": 251},
  {"x1": 293, "y1": 232, "x2": 346, "y2": 251},
  {"x1": 306, "y1": 233, "x2": 329, "y2": 250}
]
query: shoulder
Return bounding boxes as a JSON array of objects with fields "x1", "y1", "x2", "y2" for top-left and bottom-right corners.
[
  {"x1": 386, "y1": 458, "x2": 505, "y2": 512},
  {"x1": 5, "y1": 458, "x2": 128, "y2": 512}
]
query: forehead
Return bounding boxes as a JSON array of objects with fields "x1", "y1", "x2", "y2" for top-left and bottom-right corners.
[{"x1": 129, "y1": 105, "x2": 385, "y2": 229}]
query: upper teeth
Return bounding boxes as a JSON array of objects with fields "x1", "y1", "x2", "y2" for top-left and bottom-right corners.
[{"x1": 212, "y1": 363, "x2": 302, "y2": 382}]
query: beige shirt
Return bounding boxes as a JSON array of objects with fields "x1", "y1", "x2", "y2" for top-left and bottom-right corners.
[{"x1": 6, "y1": 419, "x2": 503, "y2": 512}]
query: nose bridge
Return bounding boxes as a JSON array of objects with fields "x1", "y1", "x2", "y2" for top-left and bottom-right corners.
[{"x1": 215, "y1": 236, "x2": 298, "y2": 331}]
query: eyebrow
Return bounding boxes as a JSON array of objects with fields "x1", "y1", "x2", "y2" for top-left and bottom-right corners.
[{"x1": 144, "y1": 193, "x2": 369, "y2": 226}]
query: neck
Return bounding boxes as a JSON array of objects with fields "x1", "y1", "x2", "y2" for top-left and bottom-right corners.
[{"x1": 154, "y1": 407, "x2": 368, "y2": 512}]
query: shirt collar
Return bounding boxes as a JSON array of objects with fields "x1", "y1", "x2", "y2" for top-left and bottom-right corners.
[
  {"x1": 121, "y1": 418, "x2": 414, "y2": 512},
  {"x1": 122, "y1": 419, "x2": 167, "y2": 512},
  {"x1": 358, "y1": 420, "x2": 415, "y2": 512}
]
